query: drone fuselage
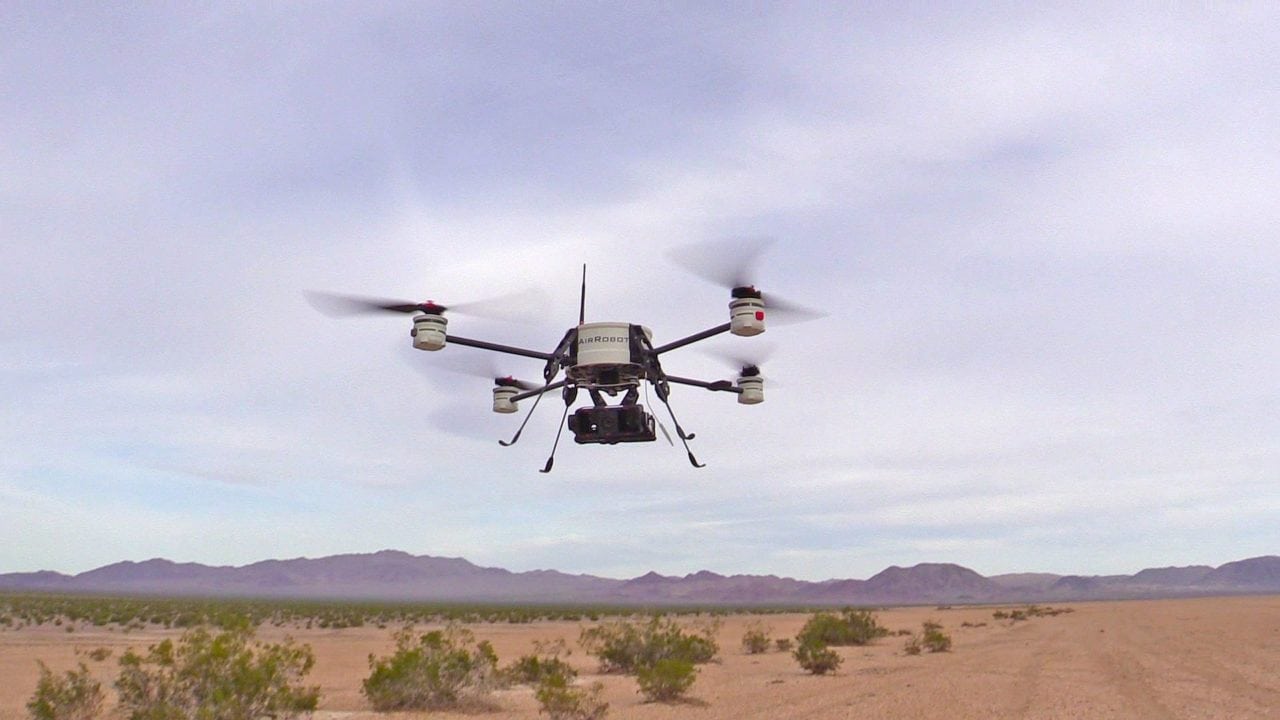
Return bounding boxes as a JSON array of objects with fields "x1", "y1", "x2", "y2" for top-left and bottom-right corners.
[{"x1": 565, "y1": 321, "x2": 652, "y2": 386}]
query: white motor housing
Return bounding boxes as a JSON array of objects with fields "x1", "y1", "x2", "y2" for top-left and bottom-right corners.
[
  {"x1": 730, "y1": 297, "x2": 765, "y2": 336},
  {"x1": 492, "y1": 385, "x2": 519, "y2": 413},
  {"x1": 736, "y1": 375, "x2": 764, "y2": 404},
  {"x1": 411, "y1": 314, "x2": 447, "y2": 351}
]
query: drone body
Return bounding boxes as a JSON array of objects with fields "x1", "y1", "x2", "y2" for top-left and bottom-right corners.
[
  {"x1": 405, "y1": 287, "x2": 766, "y2": 458},
  {"x1": 311, "y1": 243, "x2": 814, "y2": 471}
]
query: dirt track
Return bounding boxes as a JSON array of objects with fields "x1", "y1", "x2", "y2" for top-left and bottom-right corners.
[{"x1": 2, "y1": 596, "x2": 1278, "y2": 719}]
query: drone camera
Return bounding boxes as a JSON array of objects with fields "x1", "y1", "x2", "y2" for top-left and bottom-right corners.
[{"x1": 568, "y1": 404, "x2": 656, "y2": 444}]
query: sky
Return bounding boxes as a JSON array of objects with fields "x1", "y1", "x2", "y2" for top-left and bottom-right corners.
[{"x1": 3, "y1": 3, "x2": 1278, "y2": 582}]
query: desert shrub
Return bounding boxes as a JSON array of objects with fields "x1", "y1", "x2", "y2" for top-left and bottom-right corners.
[
  {"x1": 1025, "y1": 605, "x2": 1073, "y2": 618},
  {"x1": 994, "y1": 605, "x2": 1072, "y2": 623},
  {"x1": 793, "y1": 638, "x2": 841, "y2": 675},
  {"x1": 651, "y1": 617, "x2": 718, "y2": 665},
  {"x1": 86, "y1": 648, "x2": 112, "y2": 662},
  {"x1": 362, "y1": 625, "x2": 498, "y2": 711},
  {"x1": 172, "y1": 612, "x2": 202, "y2": 628},
  {"x1": 27, "y1": 662, "x2": 104, "y2": 720},
  {"x1": 774, "y1": 638, "x2": 792, "y2": 652},
  {"x1": 903, "y1": 634, "x2": 923, "y2": 655},
  {"x1": 534, "y1": 672, "x2": 608, "y2": 720},
  {"x1": 579, "y1": 620, "x2": 643, "y2": 674},
  {"x1": 579, "y1": 617, "x2": 717, "y2": 674},
  {"x1": 921, "y1": 621, "x2": 952, "y2": 653},
  {"x1": 635, "y1": 658, "x2": 697, "y2": 702},
  {"x1": 741, "y1": 621, "x2": 772, "y2": 654},
  {"x1": 114, "y1": 626, "x2": 318, "y2": 720},
  {"x1": 507, "y1": 654, "x2": 576, "y2": 686},
  {"x1": 796, "y1": 609, "x2": 885, "y2": 648},
  {"x1": 505, "y1": 639, "x2": 577, "y2": 685}
]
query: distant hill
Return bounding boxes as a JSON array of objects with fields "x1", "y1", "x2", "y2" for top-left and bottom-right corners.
[
  {"x1": 3, "y1": 552, "x2": 1278, "y2": 606},
  {"x1": 1203, "y1": 556, "x2": 1280, "y2": 587},
  {"x1": 1130, "y1": 565, "x2": 1214, "y2": 586},
  {"x1": 3, "y1": 551, "x2": 618, "y2": 603},
  {"x1": 987, "y1": 573, "x2": 1061, "y2": 591},
  {"x1": 861, "y1": 563, "x2": 998, "y2": 602}
]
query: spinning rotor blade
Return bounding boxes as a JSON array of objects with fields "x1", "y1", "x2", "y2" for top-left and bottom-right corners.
[
  {"x1": 409, "y1": 349, "x2": 540, "y2": 391},
  {"x1": 665, "y1": 238, "x2": 826, "y2": 324},
  {"x1": 497, "y1": 376, "x2": 540, "y2": 392},
  {"x1": 665, "y1": 237, "x2": 773, "y2": 290},
  {"x1": 304, "y1": 291, "x2": 432, "y2": 316},
  {"x1": 706, "y1": 342, "x2": 778, "y2": 382},
  {"x1": 762, "y1": 295, "x2": 827, "y2": 325},
  {"x1": 445, "y1": 288, "x2": 550, "y2": 322},
  {"x1": 305, "y1": 288, "x2": 547, "y2": 322}
]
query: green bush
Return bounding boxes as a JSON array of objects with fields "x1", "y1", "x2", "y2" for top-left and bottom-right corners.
[
  {"x1": 903, "y1": 634, "x2": 922, "y2": 655},
  {"x1": 362, "y1": 625, "x2": 498, "y2": 711},
  {"x1": 741, "y1": 621, "x2": 772, "y2": 654},
  {"x1": 792, "y1": 638, "x2": 841, "y2": 675},
  {"x1": 635, "y1": 658, "x2": 697, "y2": 702},
  {"x1": 507, "y1": 654, "x2": 577, "y2": 685},
  {"x1": 796, "y1": 608, "x2": 886, "y2": 647},
  {"x1": 579, "y1": 620, "x2": 642, "y2": 674},
  {"x1": 921, "y1": 621, "x2": 952, "y2": 653},
  {"x1": 27, "y1": 662, "x2": 103, "y2": 720},
  {"x1": 114, "y1": 627, "x2": 318, "y2": 720},
  {"x1": 579, "y1": 617, "x2": 717, "y2": 674},
  {"x1": 534, "y1": 672, "x2": 608, "y2": 720},
  {"x1": 505, "y1": 639, "x2": 576, "y2": 686}
]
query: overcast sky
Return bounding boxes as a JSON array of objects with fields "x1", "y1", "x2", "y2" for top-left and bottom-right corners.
[{"x1": 4, "y1": 3, "x2": 1277, "y2": 581}]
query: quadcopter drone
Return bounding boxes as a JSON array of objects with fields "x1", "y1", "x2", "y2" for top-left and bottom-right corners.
[{"x1": 309, "y1": 243, "x2": 818, "y2": 472}]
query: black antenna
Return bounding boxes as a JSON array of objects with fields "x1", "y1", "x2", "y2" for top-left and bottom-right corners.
[{"x1": 578, "y1": 264, "x2": 587, "y2": 325}]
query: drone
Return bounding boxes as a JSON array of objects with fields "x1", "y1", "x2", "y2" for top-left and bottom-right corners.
[{"x1": 308, "y1": 241, "x2": 819, "y2": 472}]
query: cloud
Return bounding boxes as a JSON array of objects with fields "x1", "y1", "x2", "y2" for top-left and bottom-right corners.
[{"x1": 3, "y1": 4, "x2": 1278, "y2": 578}]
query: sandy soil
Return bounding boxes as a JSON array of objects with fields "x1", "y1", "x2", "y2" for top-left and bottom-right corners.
[{"x1": 2, "y1": 596, "x2": 1278, "y2": 719}]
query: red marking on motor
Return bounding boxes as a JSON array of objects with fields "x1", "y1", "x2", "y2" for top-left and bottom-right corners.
[{"x1": 755, "y1": 311, "x2": 765, "y2": 321}]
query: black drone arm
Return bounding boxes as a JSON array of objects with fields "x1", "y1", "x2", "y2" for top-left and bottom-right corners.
[
  {"x1": 447, "y1": 334, "x2": 556, "y2": 361},
  {"x1": 511, "y1": 379, "x2": 568, "y2": 403},
  {"x1": 651, "y1": 323, "x2": 732, "y2": 355},
  {"x1": 664, "y1": 375, "x2": 741, "y2": 394}
]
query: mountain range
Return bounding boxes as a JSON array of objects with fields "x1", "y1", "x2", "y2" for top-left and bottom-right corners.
[{"x1": 3, "y1": 551, "x2": 1279, "y2": 605}]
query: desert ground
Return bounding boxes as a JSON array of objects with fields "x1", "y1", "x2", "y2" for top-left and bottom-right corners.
[{"x1": 2, "y1": 596, "x2": 1277, "y2": 720}]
